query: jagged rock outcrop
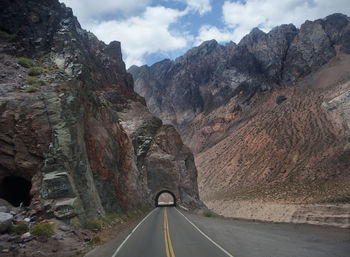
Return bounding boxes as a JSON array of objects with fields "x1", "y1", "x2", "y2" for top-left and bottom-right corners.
[
  {"x1": 239, "y1": 24, "x2": 298, "y2": 82},
  {"x1": 130, "y1": 14, "x2": 350, "y2": 208},
  {"x1": 0, "y1": 0, "x2": 203, "y2": 224},
  {"x1": 282, "y1": 14, "x2": 347, "y2": 84}
]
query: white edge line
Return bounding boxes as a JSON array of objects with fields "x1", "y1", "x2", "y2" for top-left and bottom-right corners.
[
  {"x1": 111, "y1": 208, "x2": 157, "y2": 257},
  {"x1": 175, "y1": 208, "x2": 235, "y2": 257}
]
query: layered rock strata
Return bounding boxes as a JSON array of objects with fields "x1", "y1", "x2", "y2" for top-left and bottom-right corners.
[{"x1": 130, "y1": 13, "x2": 350, "y2": 220}]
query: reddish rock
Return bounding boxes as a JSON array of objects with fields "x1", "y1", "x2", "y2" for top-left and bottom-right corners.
[{"x1": 0, "y1": 0, "x2": 204, "y2": 223}]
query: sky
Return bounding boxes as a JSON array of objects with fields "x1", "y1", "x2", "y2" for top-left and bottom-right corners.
[{"x1": 60, "y1": 0, "x2": 350, "y2": 68}]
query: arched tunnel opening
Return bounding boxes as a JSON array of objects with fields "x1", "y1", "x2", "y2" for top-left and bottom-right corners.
[
  {"x1": 155, "y1": 190, "x2": 176, "y2": 207},
  {"x1": 0, "y1": 175, "x2": 32, "y2": 207}
]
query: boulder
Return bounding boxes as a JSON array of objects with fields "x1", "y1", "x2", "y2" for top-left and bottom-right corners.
[
  {"x1": 0, "y1": 212, "x2": 13, "y2": 233},
  {"x1": 41, "y1": 172, "x2": 75, "y2": 199},
  {"x1": 53, "y1": 198, "x2": 79, "y2": 219}
]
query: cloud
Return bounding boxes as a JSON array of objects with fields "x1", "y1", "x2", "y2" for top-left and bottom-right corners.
[
  {"x1": 87, "y1": 6, "x2": 189, "y2": 67},
  {"x1": 61, "y1": 0, "x2": 350, "y2": 67},
  {"x1": 222, "y1": 0, "x2": 350, "y2": 43},
  {"x1": 60, "y1": 0, "x2": 151, "y2": 23},
  {"x1": 196, "y1": 25, "x2": 235, "y2": 44},
  {"x1": 184, "y1": 0, "x2": 212, "y2": 15}
]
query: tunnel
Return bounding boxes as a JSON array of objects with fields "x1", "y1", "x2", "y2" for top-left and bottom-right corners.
[
  {"x1": 155, "y1": 190, "x2": 176, "y2": 207},
  {"x1": 0, "y1": 175, "x2": 32, "y2": 207}
]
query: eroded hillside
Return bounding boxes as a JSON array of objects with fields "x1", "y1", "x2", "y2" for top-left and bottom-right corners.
[{"x1": 130, "y1": 14, "x2": 350, "y2": 220}]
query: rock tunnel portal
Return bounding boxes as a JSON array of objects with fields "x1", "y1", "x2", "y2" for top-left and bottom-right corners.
[
  {"x1": 0, "y1": 175, "x2": 32, "y2": 207},
  {"x1": 155, "y1": 190, "x2": 176, "y2": 207}
]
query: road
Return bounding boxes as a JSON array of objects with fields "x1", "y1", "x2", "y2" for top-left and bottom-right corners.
[{"x1": 86, "y1": 207, "x2": 350, "y2": 257}]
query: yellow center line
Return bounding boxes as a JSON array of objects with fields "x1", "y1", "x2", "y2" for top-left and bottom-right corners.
[
  {"x1": 164, "y1": 207, "x2": 175, "y2": 257},
  {"x1": 166, "y1": 208, "x2": 175, "y2": 257},
  {"x1": 164, "y1": 208, "x2": 170, "y2": 257}
]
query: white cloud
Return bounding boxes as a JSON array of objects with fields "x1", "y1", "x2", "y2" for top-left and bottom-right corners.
[
  {"x1": 222, "y1": 0, "x2": 350, "y2": 43},
  {"x1": 196, "y1": 25, "x2": 235, "y2": 45},
  {"x1": 61, "y1": 0, "x2": 350, "y2": 67},
  {"x1": 185, "y1": 0, "x2": 212, "y2": 15},
  {"x1": 60, "y1": 0, "x2": 151, "y2": 23},
  {"x1": 87, "y1": 6, "x2": 189, "y2": 67}
]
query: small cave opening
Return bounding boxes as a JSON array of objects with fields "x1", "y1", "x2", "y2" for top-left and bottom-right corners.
[{"x1": 0, "y1": 176, "x2": 32, "y2": 207}]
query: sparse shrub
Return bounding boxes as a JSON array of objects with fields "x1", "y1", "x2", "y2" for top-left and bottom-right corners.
[
  {"x1": 28, "y1": 67, "x2": 43, "y2": 76},
  {"x1": 17, "y1": 57, "x2": 33, "y2": 68},
  {"x1": 126, "y1": 207, "x2": 150, "y2": 218},
  {"x1": 26, "y1": 84, "x2": 39, "y2": 93},
  {"x1": 72, "y1": 217, "x2": 81, "y2": 228},
  {"x1": 38, "y1": 79, "x2": 46, "y2": 86},
  {"x1": 0, "y1": 30, "x2": 16, "y2": 41},
  {"x1": 103, "y1": 212, "x2": 123, "y2": 224},
  {"x1": 86, "y1": 219, "x2": 102, "y2": 231},
  {"x1": 32, "y1": 222, "x2": 54, "y2": 236},
  {"x1": 12, "y1": 222, "x2": 29, "y2": 235},
  {"x1": 26, "y1": 77, "x2": 45, "y2": 92},
  {"x1": 204, "y1": 211, "x2": 218, "y2": 218},
  {"x1": 100, "y1": 98, "x2": 109, "y2": 108},
  {"x1": 139, "y1": 207, "x2": 151, "y2": 213},
  {"x1": 88, "y1": 236, "x2": 101, "y2": 245},
  {"x1": 27, "y1": 77, "x2": 38, "y2": 85},
  {"x1": 126, "y1": 208, "x2": 142, "y2": 218},
  {"x1": 121, "y1": 215, "x2": 128, "y2": 221}
]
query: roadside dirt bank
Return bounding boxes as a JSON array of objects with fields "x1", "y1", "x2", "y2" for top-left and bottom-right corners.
[{"x1": 205, "y1": 200, "x2": 350, "y2": 228}]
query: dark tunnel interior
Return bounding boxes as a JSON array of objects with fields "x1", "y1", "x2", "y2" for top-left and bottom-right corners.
[{"x1": 0, "y1": 175, "x2": 32, "y2": 207}]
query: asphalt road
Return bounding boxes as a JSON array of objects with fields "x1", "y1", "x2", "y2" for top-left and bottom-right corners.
[
  {"x1": 112, "y1": 207, "x2": 230, "y2": 257},
  {"x1": 87, "y1": 207, "x2": 350, "y2": 257}
]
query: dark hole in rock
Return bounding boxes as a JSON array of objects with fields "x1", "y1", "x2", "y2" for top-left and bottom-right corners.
[
  {"x1": 0, "y1": 176, "x2": 32, "y2": 207},
  {"x1": 276, "y1": 95, "x2": 287, "y2": 105}
]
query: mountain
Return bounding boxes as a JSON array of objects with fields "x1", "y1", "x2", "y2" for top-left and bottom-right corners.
[
  {"x1": 129, "y1": 14, "x2": 350, "y2": 217},
  {"x1": 0, "y1": 0, "x2": 204, "y2": 228}
]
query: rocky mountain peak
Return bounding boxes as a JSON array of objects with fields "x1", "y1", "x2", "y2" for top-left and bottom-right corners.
[
  {"x1": 240, "y1": 27, "x2": 266, "y2": 43},
  {"x1": 104, "y1": 40, "x2": 126, "y2": 73},
  {"x1": 176, "y1": 39, "x2": 221, "y2": 62}
]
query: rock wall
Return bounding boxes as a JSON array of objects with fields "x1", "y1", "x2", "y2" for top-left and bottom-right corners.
[
  {"x1": 0, "y1": 0, "x2": 204, "y2": 224},
  {"x1": 119, "y1": 101, "x2": 202, "y2": 209}
]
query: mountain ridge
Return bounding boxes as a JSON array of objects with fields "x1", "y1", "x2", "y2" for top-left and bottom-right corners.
[{"x1": 129, "y1": 13, "x2": 350, "y2": 213}]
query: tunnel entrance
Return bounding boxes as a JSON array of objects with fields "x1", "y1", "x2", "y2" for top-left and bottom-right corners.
[
  {"x1": 155, "y1": 190, "x2": 176, "y2": 207},
  {"x1": 0, "y1": 176, "x2": 32, "y2": 207}
]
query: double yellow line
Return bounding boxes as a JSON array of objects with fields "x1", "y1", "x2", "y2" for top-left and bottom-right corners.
[{"x1": 164, "y1": 208, "x2": 175, "y2": 257}]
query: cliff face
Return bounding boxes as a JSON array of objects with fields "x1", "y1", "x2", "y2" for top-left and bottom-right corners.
[
  {"x1": 130, "y1": 14, "x2": 350, "y2": 205},
  {"x1": 0, "y1": 0, "x2": 203, "y2": 223}
]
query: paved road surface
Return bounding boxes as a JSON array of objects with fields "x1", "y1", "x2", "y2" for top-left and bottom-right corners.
[{"x1": 86, "y1": 207, "x2": 350, "y2": 257}]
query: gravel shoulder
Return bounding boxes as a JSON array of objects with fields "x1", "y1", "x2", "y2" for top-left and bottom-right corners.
[{"x1": 180, "y1": 208, "x2": 350, "y2": 257}]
